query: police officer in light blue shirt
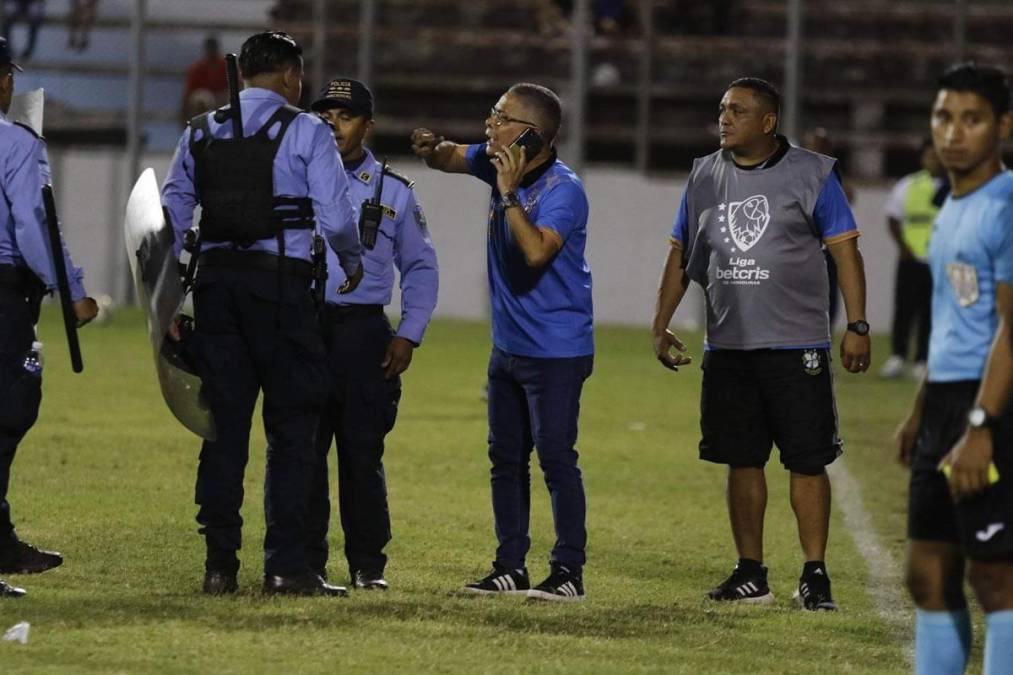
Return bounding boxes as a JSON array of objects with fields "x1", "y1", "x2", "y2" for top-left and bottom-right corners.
[
  {"x1": 0, "y1": 37, "x2": 98, "y2": 598},
  {"x1": 161, "y1": 32, "x2": 361, "y2": 598},
  {"x1": 412, "y1": 83, "x2": 594, "y2": 601},
  {"x1": 304, "y1": 79, "x2": 438, "y2": 590}
]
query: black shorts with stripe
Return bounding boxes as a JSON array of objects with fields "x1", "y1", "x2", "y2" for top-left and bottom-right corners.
[
  {"x1": 908, "y1": 380, "x2": 1013, "y2": 560},
  {"x1": 699, "y1": 348, "x2": 843, "y2": 475}
]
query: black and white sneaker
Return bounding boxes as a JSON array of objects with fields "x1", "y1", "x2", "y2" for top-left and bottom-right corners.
[
  {"x1": 793, "y1": 564, "x2": 838, "y2": 611},
  {"x1": 527, "y1": 563, "x2": 585, "y2": 602},
  {"x1": 461, "y1": 563, "x2": 530, "y2": 595},
  {"x1": 706, "y1": 562, "x2": 775, "y2": 604}
]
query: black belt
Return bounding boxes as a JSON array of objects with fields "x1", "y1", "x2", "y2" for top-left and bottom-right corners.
[
  {"x1": 324, "y1": 303, "x2": 383, "y2": 318},
  {"x1": 198, "y1": 249, "x2": 313, "y2": 279},
  {"x1": 0, "y1": 264, "x2": 39, "y2": 294}
]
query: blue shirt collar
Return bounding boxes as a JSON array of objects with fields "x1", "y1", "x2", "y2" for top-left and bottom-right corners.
[
  {"x1": 239, "y1": 87, "x2": 288, "y2": 104},
  {"x1": 348, "y1": 148, "x2": 378, "y2": 185}
]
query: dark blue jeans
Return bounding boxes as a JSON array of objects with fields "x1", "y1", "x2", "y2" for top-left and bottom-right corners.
[{"x1": 487, "y1": 346, "x2": 592, "y2": 571}]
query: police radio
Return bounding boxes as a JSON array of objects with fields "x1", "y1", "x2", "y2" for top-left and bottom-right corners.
[{"x1": 358, "y1": 158, "x2": 388, "y2": 250}]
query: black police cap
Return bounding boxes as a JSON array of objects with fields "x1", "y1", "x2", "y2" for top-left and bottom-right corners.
[{"x1": 310, "y1": 78, "x2": 373, "y2": 118}]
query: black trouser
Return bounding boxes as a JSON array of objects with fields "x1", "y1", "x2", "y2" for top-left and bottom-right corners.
[
  {"x1": 890, "y1": 258, "x2": 932, "y2": 361},
  {"x1": 188, "y1": 265, "x2": 328, "y2": 577},
  {"x1": 305, "y1": 305, "x2": 400, "y2": 578},
  {"x1": 0, "y1": 288, "x2": 42, "y2": 548}
]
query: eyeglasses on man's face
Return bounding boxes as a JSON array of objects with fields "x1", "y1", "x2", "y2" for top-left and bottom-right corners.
[{"x1": 488, "y1": 107, "x2": 538, "y2": 129}]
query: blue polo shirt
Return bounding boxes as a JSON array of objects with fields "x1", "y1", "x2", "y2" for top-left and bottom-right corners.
[
  {"x1": 465, "y1": 144, "x2": 593, "y2": 358},
  {"x1": 927, "y1": 170, "x2": 1013, "y2": 382}
]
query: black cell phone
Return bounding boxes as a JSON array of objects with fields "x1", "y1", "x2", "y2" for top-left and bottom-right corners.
[{"x1": 509, "y1": 128, "x2": 544, "y2": 160}]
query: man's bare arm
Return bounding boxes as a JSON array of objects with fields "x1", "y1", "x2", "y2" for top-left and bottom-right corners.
[
  {"x1": 651, "y1": 241, "x2": 693, "y2": 371},
  {"x1": 411, "y1": 128, "x2": 470, "y2": 173},
  {"x1": 828, "y1": 236, "x2": 871, "y2": 373}
]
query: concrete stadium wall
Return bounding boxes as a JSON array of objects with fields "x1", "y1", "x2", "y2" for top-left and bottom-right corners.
[{"x1": 49, "y1": 149, "x2": 899, "y2": 334}]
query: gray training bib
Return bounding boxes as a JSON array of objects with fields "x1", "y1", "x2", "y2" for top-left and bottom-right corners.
[{"x1": 682, "y1": 145, "x2": 837, "y2": 350}]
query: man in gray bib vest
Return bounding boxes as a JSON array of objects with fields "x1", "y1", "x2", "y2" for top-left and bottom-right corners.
[{"x1": 651, "y1": 77, "x2": 871, "y2": 611}]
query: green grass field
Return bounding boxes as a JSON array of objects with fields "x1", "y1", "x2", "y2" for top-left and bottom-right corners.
[{"x1": 0, "y1": 307, "x2": 964, "y2": 673}]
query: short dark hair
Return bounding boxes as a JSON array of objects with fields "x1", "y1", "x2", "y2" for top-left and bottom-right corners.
[
  {"x1": 937, "y1": 62, "x2": 1010, "y2": 118},
  {"x1": 508, "y1": 83, "x2": 562, "y2": 143},
  {"x1": 727, "y1": 77, "x2": 781, "y2": 116},
  {"x1": 239, "y1": 31, "x2": 302, "y2": 79}
]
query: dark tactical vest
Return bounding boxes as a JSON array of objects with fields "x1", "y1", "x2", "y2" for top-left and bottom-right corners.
[{"x1": 189, "y1": 104, "x2": 314, "y2": 249}]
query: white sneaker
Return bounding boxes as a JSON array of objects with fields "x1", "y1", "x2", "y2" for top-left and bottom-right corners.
[
  {"x1": 909, "y1": 361, "x2": 928, "y2": 381},
  {"x1": 879, "y1": 355, "x2": 906, "y2": 379}
]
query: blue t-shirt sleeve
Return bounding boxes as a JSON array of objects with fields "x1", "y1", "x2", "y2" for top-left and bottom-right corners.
[
  {"x1": 670, "y1": 190, "x2": 689, "y2": 243},
  {"x1": 813, "y1": 170, "x2": 858, "y2": 240},
  {"x1": 465, "y1": 143, "x2": 497, "y2": 187},
  {"x1": 991, "y1": 202, "x2": 1013, "y2": 284},
  {"x1": 536, "y1": 181, "x2": 588, "y2": 242}
]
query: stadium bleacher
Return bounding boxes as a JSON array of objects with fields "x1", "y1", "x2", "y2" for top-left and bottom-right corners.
[{"x1": 8, "y1": 0, "x2": 1013, "y2": 175}]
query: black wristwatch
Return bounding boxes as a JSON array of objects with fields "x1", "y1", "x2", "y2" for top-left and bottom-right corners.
[
  {"x1": 967, "y1": 406, "x2": 998, "y2": 430},
  {"x1": 501, "y1": 191, "x2": 521, "y2": 210},
  {"x1": 846, "y1": 320, "x2": 870, "y2": 336}
]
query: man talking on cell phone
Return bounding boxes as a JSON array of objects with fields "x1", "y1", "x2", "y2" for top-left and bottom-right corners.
[{"x1": 411, "y1": 83, "x2": 594, "y2": 602}]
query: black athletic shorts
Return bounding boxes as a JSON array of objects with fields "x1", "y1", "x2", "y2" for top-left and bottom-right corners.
[
  {"x1": 908, "y1": 380, "x2": 1013, "y2": 560},
  {"x1": 699, "y1": 348, "x2": 843, "y2": 475}
]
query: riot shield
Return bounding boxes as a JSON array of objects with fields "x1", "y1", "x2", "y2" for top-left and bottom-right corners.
[
  {"x1": 124, "y1": 168, "x2": 216, "y2": 440},
  {"x1": 9, "y1": 88, "x2": 44, "y2": 136}
]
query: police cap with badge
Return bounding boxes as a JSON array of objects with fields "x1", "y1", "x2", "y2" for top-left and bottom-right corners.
[{"x1": 310, "y1": 78, "x2": 374, "y2": 118}]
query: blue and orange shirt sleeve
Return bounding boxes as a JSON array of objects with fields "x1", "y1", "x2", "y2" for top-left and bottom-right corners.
[
  {"x1": 814, "y1": 171, "x2": 859, "y2": 245},
  {"x1": 670, "y1": 190, "x2": 689, "y2": 246}
]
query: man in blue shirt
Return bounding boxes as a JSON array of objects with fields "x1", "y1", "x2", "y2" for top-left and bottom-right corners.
[
  {"x1": 653, "y1": 78, "x2": 871, "y2": 612},
  {"x1": 0, "y1": 38, "x2": 98, "y2": 598},
  {"x1": 411, "y1": 83, "x2": 594, "y2": 601},
  {"x1": 161, "y1": 32, "x2": 361, "y2": 598},
  {"x1": 303, "y1": 79, "x2": 438, "y2": 591},
  {"x1": 895, "y1": 63, "x2": 1013, "y2": 675}
]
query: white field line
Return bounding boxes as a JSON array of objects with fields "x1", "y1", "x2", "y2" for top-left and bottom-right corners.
[{"x1": 828, "y1": 459, "x2": 914, "y2": 663}]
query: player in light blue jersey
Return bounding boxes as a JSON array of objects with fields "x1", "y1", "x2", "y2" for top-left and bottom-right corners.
[{"x1": 896, "y1": 63, "x2": 1013, "y2": 675}]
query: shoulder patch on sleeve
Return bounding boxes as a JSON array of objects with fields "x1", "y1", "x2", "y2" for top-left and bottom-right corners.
[
  {"x1": 413, "y1": 203, "x2": 429, "y2": 236},
  {"x1": 385, "y1": 167, "x2": 415, "y2": 189}
]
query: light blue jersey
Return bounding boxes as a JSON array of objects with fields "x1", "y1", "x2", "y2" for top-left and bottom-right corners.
[{"x1": 927, "y1": 170, "x2": 1013, "y2": 382}]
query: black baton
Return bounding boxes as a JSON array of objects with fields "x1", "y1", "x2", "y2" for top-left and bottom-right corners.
[
  {"x1": 225, "y1": 53, "x2": 243, "y2": 139},
  {"x1": 41, "y1": 184, "x2": 83, "y2": 373}
]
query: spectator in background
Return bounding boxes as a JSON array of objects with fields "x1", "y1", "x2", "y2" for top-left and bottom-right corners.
[
  {"x1": 3, "y1": 0, "x2": 44, "y2": 60},
  {"x1": 181, "y1": 37, "x2": 228, "y2": 127},
  {"x1": 880, "y1": 140, "x2": 948, "y2": 380},
  {"x1": 535, "y1": 0, "x2": 636, "y2": 37},
  {"x1": 67, "y1": 0, "x2": 100, "y2": 52}
]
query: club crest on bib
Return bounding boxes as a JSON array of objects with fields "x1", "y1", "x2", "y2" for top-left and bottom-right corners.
[
  {"x1": 726, "y1": 195, "x2": 770, "y2": 251},
  {"x1": 946, "y1": 263, "x2": 979, "y2": 307},
  {"x1": 802, "y1": 349, "x2": 823, "y2": 376}
]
